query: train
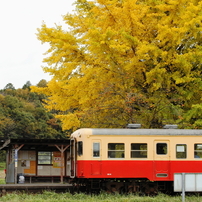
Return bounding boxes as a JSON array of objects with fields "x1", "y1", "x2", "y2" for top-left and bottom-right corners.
[{"x1": 69, "y1": 124, "x2": 202, "y2": 194}]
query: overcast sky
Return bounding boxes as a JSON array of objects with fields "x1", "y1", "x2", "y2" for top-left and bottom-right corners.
[{"x1": 0, "y1": 0, "x2": 76, "y2": 89}]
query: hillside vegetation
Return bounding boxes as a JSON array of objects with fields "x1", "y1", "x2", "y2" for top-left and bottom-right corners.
[{"x1": 0, "y1": 81, "x2": 68, "y2": 141}]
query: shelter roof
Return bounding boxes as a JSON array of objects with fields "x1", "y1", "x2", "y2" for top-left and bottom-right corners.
[{"x1": 0, "y1": 139, "x2": 70, "y2": 151}]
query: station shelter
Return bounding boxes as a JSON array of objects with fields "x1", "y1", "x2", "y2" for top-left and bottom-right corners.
[{"x1": 0, "y1": 139, "x2": 71, "y2": 184}]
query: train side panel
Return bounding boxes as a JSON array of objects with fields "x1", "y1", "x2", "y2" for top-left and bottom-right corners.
[
  {"x1": 76, "y1": 160, "x2": 202, "y2": 181},
  {"x1": 77, "y1": 160, "x2": 154, "y2": 179},
  {"x1": 71, "y1": 128, "x2": 202, "y2": 182}
]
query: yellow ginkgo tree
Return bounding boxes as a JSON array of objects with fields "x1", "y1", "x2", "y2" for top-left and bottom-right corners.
[{"x1": 32, "y1": 0, "x2": 202, "y2": 130}]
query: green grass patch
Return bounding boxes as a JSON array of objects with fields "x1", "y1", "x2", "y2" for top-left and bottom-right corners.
[
  {"x1": 0, "y1": 162, "x2": 6, "y2": 184},
  {"x1": 0, "y1": 178, "x2": 5, "y2": 184},
  {"x1": 0, "y1": 192, "x2": 202, "y2": 202},
  {"x1": 0, "y1": 162, "x2": 5, "y2": 171}
]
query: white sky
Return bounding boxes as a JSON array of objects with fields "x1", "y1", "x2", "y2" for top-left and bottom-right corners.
[{"x1": 0, "y1": 0, "x2": 76, "y2": 89}]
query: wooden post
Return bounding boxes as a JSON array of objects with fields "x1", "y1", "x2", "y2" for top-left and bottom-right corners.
[{"x1": 55, "y1": 145, "x2": 70, "y2": 183}]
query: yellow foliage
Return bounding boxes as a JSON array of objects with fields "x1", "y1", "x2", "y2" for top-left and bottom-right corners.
[
  {"x1": 32, "y1": 0, "x2": 202, "y2": 130},
  {"x1": 56, "y1": 114, "x2": 80, "y2": 131}
]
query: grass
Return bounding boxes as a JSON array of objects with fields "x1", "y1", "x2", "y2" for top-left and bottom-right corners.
[
  {"x1": 0, "y1": 192, "x2": 202, "y2": 202},
  {"x1": 0, "y1": 162, "x2": 5, "y2": 170},
  {"x1": 0, "y1": 162, "x2": 5, "y2": 184}
]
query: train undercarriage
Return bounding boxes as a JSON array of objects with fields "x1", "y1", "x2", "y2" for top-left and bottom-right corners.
[{"x1": 71, "y1": 178, "x2": 173, "y2": 195}]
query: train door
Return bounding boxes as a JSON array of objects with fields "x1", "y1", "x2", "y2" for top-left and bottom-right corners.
[
  {"x1": 153, "y1": 140, "x2": 170, "y2": 180},
  {"x1": 91, "y1": 140, "x2": 102, "y2": 176},
  {"x1": 70, "y1": 138, "x2": 76, "y2": 178}
]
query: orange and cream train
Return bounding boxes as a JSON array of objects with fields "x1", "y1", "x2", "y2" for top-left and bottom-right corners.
[{"x1": 69, "y1": 126, "x2": 202, "y2": 194}]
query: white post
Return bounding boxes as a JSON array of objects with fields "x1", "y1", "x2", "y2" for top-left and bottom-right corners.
[
  {"x1": 182, "y1": 173, "x2": 185, "y2": 202},
  {"x1": 14, "y1": 149, "x2": 18, "y2": 184},
  {"x1": 14, "y1": 144, "x2": 24, "y2": 184}
]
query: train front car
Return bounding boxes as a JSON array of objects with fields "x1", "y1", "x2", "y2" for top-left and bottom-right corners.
[{"x1": 70, "y1": 128, "x2": 202, "y2": 194}]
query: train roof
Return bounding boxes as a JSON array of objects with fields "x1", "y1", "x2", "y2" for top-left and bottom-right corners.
[{"x1": 72, "y1": 128, "x2": 202, "y2": 137}]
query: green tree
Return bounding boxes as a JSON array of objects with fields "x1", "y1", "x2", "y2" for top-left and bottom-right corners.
[
  {"x1": 37, "y1": 79, "x2": 48, "y2": 88},
  {"x1": 32, "y1": 0, "x2": 202, "y2": 130},
  {"x1": 4, "y1": 83, "x2": 15, "y2": 90},
  {"x1": 0, "y1": 87, "x2": 66, "y2": 139},
  {"x1": 22, "y1": 81, "x2": 32, "y2": 90}
]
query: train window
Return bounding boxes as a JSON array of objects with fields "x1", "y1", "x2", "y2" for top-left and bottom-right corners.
[
  {"x1": 78, "y1": 141, "x2": 83, "y2": 156},
  {"x1": 38, "y1": 152, "x2": 53, "y2": 165},
  {"x1": 93, "y1": 142, "x2": 100, "y2": 157},
  {"x1": 194, "y1": 144, "x2": 202, "y2": 158},
  {"x1": 108, "y1": 143, "x2": 124, "y2": 158},
  {"x1": 131, "y1": 143, "x2": 147, "y2": 158},
  {"x1": 176, "y1": 144, "x2": 187, "y2": 159},
  {"x1": 156, "y1": 143, "x2": 167, "y2": 155}
]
